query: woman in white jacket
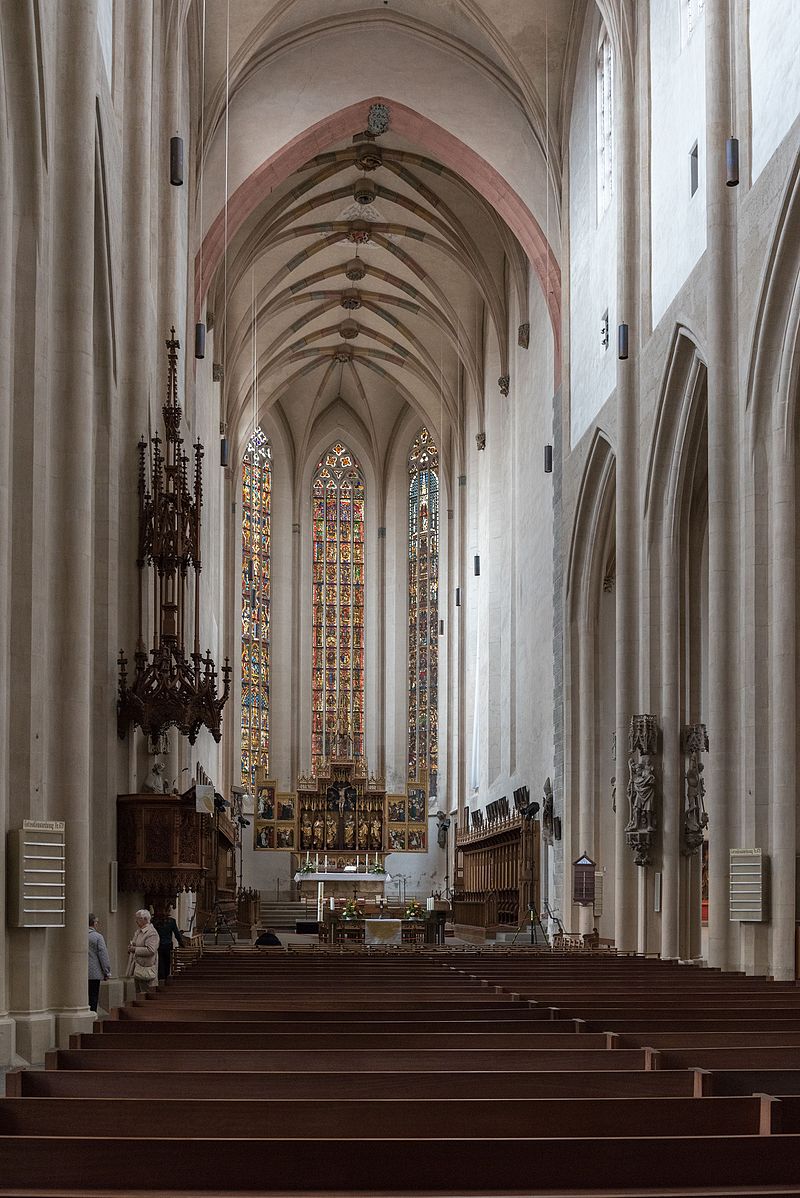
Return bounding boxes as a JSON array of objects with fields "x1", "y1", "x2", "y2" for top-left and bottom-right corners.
[{"x1": 128, "y1": 909, "x2": 160, "y2": 994}]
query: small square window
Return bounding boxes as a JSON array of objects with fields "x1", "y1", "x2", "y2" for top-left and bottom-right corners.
[{"x1": 689, "y1": 142, "x2": 699, "y2": 196}]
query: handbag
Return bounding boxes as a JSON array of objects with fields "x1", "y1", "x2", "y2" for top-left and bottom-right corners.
[{"x1": 133, "y1": 962, "x2": 157, "y2": 982}]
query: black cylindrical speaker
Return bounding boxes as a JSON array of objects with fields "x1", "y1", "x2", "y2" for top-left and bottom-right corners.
[
  {"x1": 544, "y1": 444, "x2": 553, "y2": 474},
  {"x1": 220, "y1": 436, "x2": 229, "y2": 467},
  {"x1": 195, "y1": 322, "x2": 206, "y2": 360},
  {"x1": 726, "y1": 137, "x2": 739, "y2": 187},
  {"x1": 455, "y1": 587, "x2": 461, "y2": 607},
  {"x1": 474, "y1": 555, "x2": 480, "y2": 577},
  {"x1": 170, "y1": 135, "x2": 184, "y2": 186},
  {"x1": 439, "y1": 619, "x2": 445, "y2": 636},
  {"x1": 618, "y1": 322, "x2": 629, "y2": 360}
]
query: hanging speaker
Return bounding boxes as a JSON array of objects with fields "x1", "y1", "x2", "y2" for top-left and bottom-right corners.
[
  {"x1": 170, "y1": 135, "x2": 184, "y2": 186},
  {"x1": 195, "y1": 322, "x2": 206, "y2": 360},
  {"x1": 474, "y1": 555, "x2": 480, "y2": 577},
  {"x1": 544, "y1": 444, "x2": 553, "y2": 474},
  {"x1": 726, "y1": 137, "x2": 740, "y2": 187},
  {"x1": 455, "y1": 587, "x2": 461, "y2": 607},
  {"x1": 438, "y1": 619, "x2": 445, "y2": 636},
  {"x1": 618, "y1": 322, "x2": 629, "y2": 361},
  {"x1": 220, "y1": 436, "x2": 229, "y2": 467}
]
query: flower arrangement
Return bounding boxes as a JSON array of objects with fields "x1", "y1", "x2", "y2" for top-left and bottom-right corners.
[
  {"x1": 341, "y1": 899, "x2": 361, "y2": 920},
  {"x1": 403, "y1": 900, "x2": 425, "y2": 921},
  {"x1": 368, "y1": 862, "x2": 386, "y2": 874},
  {"x1": 298, "y1": 861, "x2": 316, "y2": 874}
]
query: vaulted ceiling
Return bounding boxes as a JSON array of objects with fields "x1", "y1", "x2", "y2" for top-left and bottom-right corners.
[{"x1": 190, "y1": 0, "x2": 580, "y2": 484}]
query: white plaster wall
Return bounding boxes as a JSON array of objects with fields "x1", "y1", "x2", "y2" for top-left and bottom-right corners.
[
  {"x1": 749, "y1": 0, "x2": 800, "y2": 184},
  {"x1": 569, "y1": 12, "x2": 617, "y2": 446},
  {"x1": 650, "y1": 0, "x2": 707, "y2": 326},
  {"x1": 465, "y1": 278, "x2": 555, "y2": 821}
]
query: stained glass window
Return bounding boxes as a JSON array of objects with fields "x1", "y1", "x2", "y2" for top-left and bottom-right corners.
[
  {"x1": 312, "y1": 442, "x2": 365, "y2": 765},
  {"x1": 241, "y1": 429, "x2": 271, "y2": 789},
  {"x1": 596, "y1": 29, "x2": 613, "y2": 218},
  {"x1": 408, "y1": 427, "x2": 439, "y2": 795}
]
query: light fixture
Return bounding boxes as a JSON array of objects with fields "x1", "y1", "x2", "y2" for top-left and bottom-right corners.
[
  {"x1": 455, "y1": 587, "x2": 461, "y2": 607},
  {"x1": 618, "y1": 322, "x2": 629, "y2": 361},
  {"x1": 170, "y1": 135, "x2": 184, "y2": 186},
  {"x1": 117, "y1": 332, "x2": 231, "y2": 745},
  {"x1": 195, "y1": 322, "x2": 206, "y2": 360},
  {"x1": 544, "y1": 444, "x2": 553, "y2": 474},
  {"x1": 726, "y1": 137, "x2": 739, "y2": 187},
  {"x1": 474, "y1": 555, "x2": 480, "y2": 577}
]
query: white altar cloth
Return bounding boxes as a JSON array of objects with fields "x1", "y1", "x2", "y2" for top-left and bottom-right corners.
[{"x1": 293, "y1": 871, "x2": 392, "y2": 883}]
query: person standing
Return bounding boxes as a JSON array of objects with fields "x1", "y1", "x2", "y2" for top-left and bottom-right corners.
[
  {"x1": 128, "y1": 909, "x2": 160, "y2": 994},
  {"x1": 88, "y1": 914, "x2": 111, "y2": 1012},
  {"x1": 153, "y1": 907, "x2": 185, "y2": 980}
]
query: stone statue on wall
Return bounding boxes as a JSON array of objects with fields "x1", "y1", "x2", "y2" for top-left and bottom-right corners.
[
  {"x1": 625, "y1": 714, "x2": 659, "y2": 867},
  {"x1": 541, "y1": 776, "x2": 555, "y2": 847},
  {"x1": 141, "y1": 758, "x2": 170, "y2": 794},
  {"x1": 682, "y1": 723, "x2": 709, "y2": 856}
]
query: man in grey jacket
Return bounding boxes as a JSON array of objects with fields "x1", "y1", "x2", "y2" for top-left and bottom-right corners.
[{"x1": 88, "y1": 914, "x2": 111, "y2": 1012}]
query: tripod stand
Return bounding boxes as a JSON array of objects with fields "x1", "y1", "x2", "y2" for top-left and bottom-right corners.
[
  {"x1": 201, "y1": 900, "x2": 237, "y2": 945},
  {"x1": 510, "y1": 901, "x2": 548, "y2": 947}
]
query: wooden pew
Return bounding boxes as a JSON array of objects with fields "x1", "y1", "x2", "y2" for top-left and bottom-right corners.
[
  {"x1": 6, "y1": 1067, "x2": 702, "y2": 1100},
  {"x1": 0, "y1": 1094, "x2": 767, "y2": 1139},
  {"x1": 4, "y1": 1133, "x2": 800, "y2": 1193},
  {"x1": 47, "y1": 1046, "x2": 651, "y2": 1072}
]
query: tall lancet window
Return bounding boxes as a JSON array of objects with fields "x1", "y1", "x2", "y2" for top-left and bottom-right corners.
[
  {"x1": 241, "y1": 429, "x2": 272, "y2": 789},
  {"x1": 311, "y1": 442, "x2": 365, "y2": 766},
  {"x1": 407, "y1": 427, "x2": 439, "y2": 795},
  {"x1": 596, "y1": 28, "x2": 614, "y2": 218}
]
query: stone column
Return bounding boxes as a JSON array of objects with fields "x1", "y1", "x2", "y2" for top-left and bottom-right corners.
[
  {"x1": 0, "y1": 2, "x2": 21, "y2": 1069},
  {"x1": 457, "y1": 473, "x2": 467, "y2": 832},
  {"x1": 613, "y1": 14, "x2": 639, "y2": 951},
  {"x1": 577, "y1": 615, "x2": 596, "y2": 934},
  {"x1": 769, "y1": 434, "x2": 796, "y2": 979},
  {"x1": 705, "y1": 0, "x2": 740, "y2": 971},
  {"x1": 660, "y1": 532, "x2": 681, "y2": 958},
  {"x1": 290, "y1": 519, "x2": 301, "y2": 785},
  {"x1": 47, "y1": 0, "x2": 99, "y2": 1045},
  {"x1": 377, "y1": 526, "x2": 386, "y2": 777}
]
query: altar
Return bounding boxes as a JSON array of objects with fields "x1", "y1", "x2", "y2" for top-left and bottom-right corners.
[{"x1": 292, "y1": 869, "x2": 393, "y2": 921}]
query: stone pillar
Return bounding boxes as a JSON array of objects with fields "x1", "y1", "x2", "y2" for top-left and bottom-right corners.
[
  {"x1": 47, "y1": 0, "x2": 99, "y2": 1045},
  {"x1": 577, "y1": 616, "x2": 596, "y2": 933},
  {"x1": 769, "y1": 435, "x2": 796, "y2": 979},
  {"x1": 660, "y1": 534, "x2": 681, "y2": 958},
  {"x1": 705, "y1": 0, "x2": 740, "y2": 971},
  {"x1": 0, "y1": 2, "x2": 20, "y2": 1070},
  {"x1": 377, "y1": 526, "x2": 387, "y2": 777},
  {"x1": 291, "y1": 519, "x2": 301, "y2": 785},
  {"x1": 613, "y1": 16, "x2": 639, "y2": 952},
  {"x1": 457, "y1": 473, "x2": 467, "y2": 831}
]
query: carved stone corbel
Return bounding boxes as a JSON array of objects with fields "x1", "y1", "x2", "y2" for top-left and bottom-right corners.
[
  {"x1": 682, "y1": 722, "x2": 709, "y2": 856},
  {"x1": 625, "y1": 714, "x2": 659, "y2": 866}
]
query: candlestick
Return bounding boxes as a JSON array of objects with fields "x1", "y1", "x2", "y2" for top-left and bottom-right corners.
[{"x1": 315, "y1": 852, "x2": 319, "y2": 869}]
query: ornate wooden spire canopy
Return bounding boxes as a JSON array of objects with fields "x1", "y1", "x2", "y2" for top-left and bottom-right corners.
[{"x1": 117, "y1": 330, "x2": 230, "y2": 744}]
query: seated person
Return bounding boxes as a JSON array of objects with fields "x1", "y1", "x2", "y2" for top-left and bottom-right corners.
[{"x1": 255, "y1": 927, "x2": 282, "y2": 946}]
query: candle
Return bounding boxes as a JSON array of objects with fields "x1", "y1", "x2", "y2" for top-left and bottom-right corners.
[
  {"x1": 329, "y1": 897, "x2": 335, "y2": 910},
  {"x1": 356, "y1": 854, "x2": 359, "y2": 871},
  {"x1": 315, "y1": 853, "x2": 319, "y2": 869},
  {"x1": 324, "y1": 855, "x2": 328, "y2": 870},
  {"x1": 306, "y1": 851, "x2": 310, "y2": 865}
]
